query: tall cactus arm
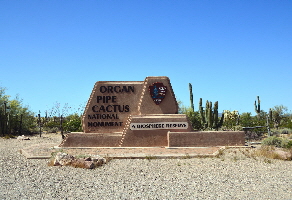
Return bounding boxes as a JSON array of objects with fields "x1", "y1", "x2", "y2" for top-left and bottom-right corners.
[
  {"x1": 213, "y1": 101, "x2": 219, "y2": 128},
  {"x1": 189, "y1": 83, "x2": 194, "y2": 112},
  {"x1": 199, "y1": 98, "x2": 206, "y2": 125},
  {"x1": 254, "y1": 96, "x2": 261, "y2": 114}
]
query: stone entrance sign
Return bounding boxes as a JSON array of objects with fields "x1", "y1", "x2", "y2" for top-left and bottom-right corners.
[
  {"x1": 82, "y1": 76, "x2": 179, "y2": 133},
  {"x1": 59, "y1": 76, "x2": 245, "y2": 148}
]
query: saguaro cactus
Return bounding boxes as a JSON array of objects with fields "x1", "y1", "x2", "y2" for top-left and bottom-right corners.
[
  {"x1": 189, "y1": 83, "x2": 194, "y2": 112},
  {"x1": 269, "y1": 108, "x2": 273, "y2": 121},
  {"x1": 199, "y1": 98, "x2": 224, "y2": 130},
  {"x1": 254, "y1": 96, "x2": 261, "y2": 115}
]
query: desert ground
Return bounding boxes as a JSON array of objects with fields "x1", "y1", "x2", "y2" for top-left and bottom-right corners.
[{"x1": 1, "y1": 133, "x2": 292, "y2": 199}]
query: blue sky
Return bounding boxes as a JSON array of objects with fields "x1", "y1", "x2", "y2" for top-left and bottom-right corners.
[{"x1": 1, "y1": 0, "x2": 291, "y2": 116}]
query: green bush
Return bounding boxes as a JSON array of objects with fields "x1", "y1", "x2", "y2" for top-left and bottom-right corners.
[
  {"x1": 280, "y1": 128, "x2": 292, "y2": 135},
  {"x1": 3, "y1": 134, "x2": 15, "y2": 139},
  {"x1": 281, "y1": 139, "x2": 292, "y2": 149},
  {"x1": 179, "y1": 106, "x2": 202, "y2": 130},
  {"x1": 262, "y1": 136, "x2": 283, "y2": 147},
  {"x1": 0, "y1": 87, "x2": 35, "y2": 136},
  {"x1": 262, "y1": 136, "x2": 292, "y2": 148},
  {"x1": 239, "y1": 112, "x2": 256, "y2": 127},
  {"x1": 63, "y1": 114, "x2": 82, "y2": 132},
  {"x1": 269, "y1": 128, "x2": 292, "y2": 136}
]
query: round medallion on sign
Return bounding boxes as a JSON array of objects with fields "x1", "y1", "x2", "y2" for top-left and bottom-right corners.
[{"x1": 149, "y1": 82, "x2": 167, "y2": 105}]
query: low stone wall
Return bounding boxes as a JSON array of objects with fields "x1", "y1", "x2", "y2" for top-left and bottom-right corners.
[
  {"x1": 59, "y1": 133, "x2": 122, "y2": 147},
  {"x1": 59, "y1": 131, "x2": 245, "y2": 148},
  {"x1": 120, "y1": 114, "x2": 193, "y2": 147},
  {"x1": 168, "y1": 131, "x2": 245, "y2": 147}
]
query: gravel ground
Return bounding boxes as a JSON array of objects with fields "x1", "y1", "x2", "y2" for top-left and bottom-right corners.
[{"x1": 1, "y1": 134, "x2": 292, "y2": 200}]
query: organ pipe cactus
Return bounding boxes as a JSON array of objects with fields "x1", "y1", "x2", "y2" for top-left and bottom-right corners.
[
  {"x1": 199, "y1": 98, "x2": 224, "y2": 130},
  {"x1": 189, "y1": 83, "x2": 194, "y2": 112},
  {"x1": 213, "y1": 101, "x2": 219, "y2": 127},
  {"x1": 199, "y1": 98, "x2": 206, "y2": 125}
]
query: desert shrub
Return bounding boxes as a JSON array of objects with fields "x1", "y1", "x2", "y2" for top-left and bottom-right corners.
[
  {"x1": 244, "y1": 126, "x2": 266, "y2": 141},
  {"x1": 269, "y1": 128, "x2": 292, "y2": 136},
  {"x1": 270, "y1": 105, "x2": 290, "y2": 129},
  {"x1": 3, "y1": 134, "x2": 15, "y2": 139},
  {"x1": 63, "y1": 113, "x2": 82, "y2": 132},
  {"x1": 280, "y1": 128, "x2": 292, "y2": 135},
  {"x1": 239, "y1": 112, "x2": 256, "y2": 127},
  {"x1": 46, "y1": 127, "x2": 59, "y2": 133},
  {"x1": 179, "y1": 106, "x2": 202, "y2": 130},
  {"x1": 281, "y1": 139, "x2": 292, "y2": 149},
  {"x1": 262, "y1": 136, "x2": 292, "y2": 148},
  {"x1": 0, "y1": 87, "x2": 35, "y2": 136},
  {"x1": 282, "y1": 117, "x2": 292, "y2": 129},
  {"x1": 254, "y1": 146, "x2": 281, "y2": 160},
  {"x1": 262, "y1": 136, "x2": 283, "y2": 147},
  {"x1": 270, "y1": 129, "x2": 281, "y2": 136}
]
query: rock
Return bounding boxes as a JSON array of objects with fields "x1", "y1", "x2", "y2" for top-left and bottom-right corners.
[
  {"x1": 17, "y1": 135, "x2": 30, "y2": 140},
  {"x1": 84, "y1": 157, "x2": 92, "y2": 161},
  {"x1": 52, "y1": 153, "x2": 106, "y2": 168},
  {"x1": 92, "y1": 155, "x2": 106, "y2": 165},
  {"x1": 54, "y1": 152, "x2": 75, "y2": 166},
  {"x1": 71, "y1": 159, "x2": 95, "y2": 169},
  {"x1": 274, "y1": 149, "x2": 292, "y2": 160}
]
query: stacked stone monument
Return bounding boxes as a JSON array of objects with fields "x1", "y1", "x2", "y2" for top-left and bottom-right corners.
[{"x1": 59, "y1": 76, "x2": 244, "y2": 147}]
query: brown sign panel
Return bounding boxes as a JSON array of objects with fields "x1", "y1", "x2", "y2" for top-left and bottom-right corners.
[{"x1": 82, "y1": 77, "x2": 178, "y2": 133}]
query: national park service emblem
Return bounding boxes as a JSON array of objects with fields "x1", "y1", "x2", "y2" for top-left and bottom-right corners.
[{"x1": 149, "y1": 82, "x2": 167, "y2": 105}]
